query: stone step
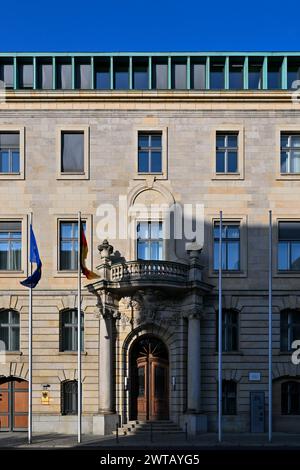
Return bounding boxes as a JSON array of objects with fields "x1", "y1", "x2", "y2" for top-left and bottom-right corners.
[{"x1": 112, "y1": 419, "x2": 184, "y2": 436}]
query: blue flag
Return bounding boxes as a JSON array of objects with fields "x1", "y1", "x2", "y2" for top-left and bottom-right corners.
[{"x1": 20, "y1": 225, "x2": 42, "y2": 289}]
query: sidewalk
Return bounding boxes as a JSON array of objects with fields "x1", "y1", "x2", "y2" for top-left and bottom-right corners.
[{"x1": 0, "y1": 432, "x2": 300, "y2": 449}]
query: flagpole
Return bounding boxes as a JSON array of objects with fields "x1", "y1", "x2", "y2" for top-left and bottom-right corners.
[
  {"x1": 77, "y1": 211, "x2": 82, "y2": 444},
  {"x1": 218, "y1": 210, "x2": 223, "y2": 443},
  {"x1": 28, "y1": 212, "x2": 33, "y2": 444},
  {"x1": 268, "y1": 210, "x2": 272, "y2": 442}
]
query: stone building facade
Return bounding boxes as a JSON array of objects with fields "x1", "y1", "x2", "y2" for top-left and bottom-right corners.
[{"x1": 1, "y1": 52, "x2": 300, "y2": 435}]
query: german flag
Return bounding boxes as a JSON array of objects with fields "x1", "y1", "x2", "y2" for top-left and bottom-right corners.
[{"x1": 80, "y1": 222, "x2": 100, "y2": 280}]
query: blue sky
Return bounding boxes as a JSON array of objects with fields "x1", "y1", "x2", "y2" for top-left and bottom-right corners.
[{"x1": 0, "y1": 0, "x2": 299, "y2": 52}]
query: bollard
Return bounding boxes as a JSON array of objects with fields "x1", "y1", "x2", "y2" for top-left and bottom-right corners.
[
  {"x1": 150, "y1": 422, "x2": 153, "y2": 442},
  {"x1": 185, "y1": 422, "x2": 188, "y2": 441}
]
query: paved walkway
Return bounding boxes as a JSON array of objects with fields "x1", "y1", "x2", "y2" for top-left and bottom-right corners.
[{"x1": 0, "y1": 432, "x2": 300, "y2": 448}]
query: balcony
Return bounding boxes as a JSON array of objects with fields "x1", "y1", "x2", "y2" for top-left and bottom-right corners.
[
  {"x1": 111, "y1": 260, "x2": 189, "y2": 283},
  {"x1": 89, "y1": 241, "x2": 213, "y2": 296}
]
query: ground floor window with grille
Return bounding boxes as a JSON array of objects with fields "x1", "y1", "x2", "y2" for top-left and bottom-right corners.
[
  {"x1": 60, "y1": 309, "x2": 84, "y2": 352},
  {"x1": 216, "y1": 309, "x2": 239, "y2": 352},
  {"x1": 281, "y1": 381, "x2": 300, "y2": 415},
  {"x1": 222, "y1": 380, "x2": 237, "y2": 415},
  {"x1": 0, "y1": 309, "x2": 20, "y2": 351},
  {"x1": 61, "y1": 380, "x2": 78, "y2": 415}
]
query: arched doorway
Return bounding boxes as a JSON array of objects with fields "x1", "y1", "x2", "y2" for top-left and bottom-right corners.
[
  {"x1": 130, "y1": 336, "x2": 169, "y2": 421},
  {"x1": 0, "y1": 377, "x2": 28, "y2": 431}
]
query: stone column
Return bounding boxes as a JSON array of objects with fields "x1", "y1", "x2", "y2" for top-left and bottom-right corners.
[
  {"x1": 93, "y1": 304, "x2": 118, "y2": 435},
  {"x1": 187, "y1": 313, "x2": 201, "y2": 412},
  {"x1": 99, "y1": 313, "x2": 113, "y2": 413}
]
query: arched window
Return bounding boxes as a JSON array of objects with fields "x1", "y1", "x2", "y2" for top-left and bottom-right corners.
[
  {"x1": 281, "y1": 381, "x2": 300, "y2": 415},
  {"x1": 61, "y1": 380, "x2": 77, "y2": 415},
  {"x1": 222, "y1": 380, "x2": 237, "y2": 415},
  {"x1": 60, "y1": 309, "x2": 84, "y2": 352},
  {"x1": 280, "y1": 310, "x2": 300, "y2": 351},
  {"x1": 216, "y1": 309, "x2": 239, "y2": 352},
  {"x1": 0, "y1": 309, "x2": 20, "y2": 351}
]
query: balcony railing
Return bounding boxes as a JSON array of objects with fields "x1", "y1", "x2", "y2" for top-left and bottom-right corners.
[{"x1": 110, "y1": 260, "x2": 189, "y2": 283}]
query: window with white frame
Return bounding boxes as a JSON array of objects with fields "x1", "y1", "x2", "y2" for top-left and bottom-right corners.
[
  {"x1": 137, "y1": 221, "x2": 163, "y2": 260},
  {"x1": 0, "y1": 309, "x2": 20, "y2": 351},
  {"x1": 59, "y1": 221, "x2": 86, "y2": 271},
  {"x1": 61, "y1": 131, "x2": 84, "y2": 174},
  {"x1": 138, "y1": 133, "x2": 162, "y2": 173},
  {"x1": 0, "y1": 221, "x2": 22, "y2": 271},
  {"x1": 281, "y1": 134, "x2": 300, "y2": 174},
  {"x1": 216, "y1": 133, "x2": 238, "y2": 173},
  {"x1": 213, "y1": 222, "x2": 240, "y2": 271},
  {"x1": 60, "y1": 309, "x2": 84, "y2": 352},
  {"x1": 280, "y1": 310, "x2": 300, "y2": 352},
  {"x1": 0, "y1": 133, "x2": 20, "y2": 174},
  {"x1": 278, "y1": 222, "x2": 300, "y2": 271}
]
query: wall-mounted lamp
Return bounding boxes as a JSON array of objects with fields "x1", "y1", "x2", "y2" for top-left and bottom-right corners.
[{"x1": 42, "y1": 384, "x2": 50, "y2": 390}]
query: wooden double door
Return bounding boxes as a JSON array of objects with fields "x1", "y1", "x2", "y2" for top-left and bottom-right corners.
[
  {"x1": 0, "y1": 378, "x2": 28, "y2": 431},
  {"x1": 131, "y1": 337, "x2": 169, "y2": 421}
]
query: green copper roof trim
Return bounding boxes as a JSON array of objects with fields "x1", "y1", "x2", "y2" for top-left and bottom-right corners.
[{"x1": 1, "y1": 51, "x2": 300, "y2": 57}]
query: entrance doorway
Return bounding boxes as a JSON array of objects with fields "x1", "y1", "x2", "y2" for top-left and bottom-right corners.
[
  {"x1": 130, "y1": 336, "x2": 169, "y2": 421},
  {"x1": 0, "y1": 377, "x2": 28, "y2": 431}
]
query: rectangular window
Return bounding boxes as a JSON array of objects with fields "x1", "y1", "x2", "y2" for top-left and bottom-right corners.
[
  {"x1": 59, "y1": 221, "x2": 86, "y2": 271},
  {"x1": 37, "y1": 62, "x2": 53, "y2": 89},
  {"x1": 0, "y1": 221, "x2": 22, "y2": 271},
  {"x1": 210, "y1": 61, "x2": 225, "y2": 89},
  {"x1": 280, "y1": 133, "x2": 300, "y2": 174},
  {"x1": 153, "y1": 60, "x2": 168, "y2": 89},
  {"x1": 133, "y1": 60, "x2": 148, "y2": 90},
  {"x1": 229, "y1": 60, "x2": 244, "y2": 89},
  {"x1": 268, "y1": 58, "x2": 282, "y2": 90},
  {"x1": 137, "y1": 221, "x2": 163, "y2": 260},
  {"x1": 0, "y1": 62, "x2": 14, "y2": 88},
  {"x1": 95, "y1": 61, "x2": 110, "y2": 89},
  {"x1": 191, "y1": 59, "x2": 206, "y2": 89},
  {"x1": 57, "y1": 62, "x2": 72, "y2": 89},
  {"x1": 0, "y1": 132, "x2": 20, "y2": 174},
  {"x1": 138, "y1": 133, "x2": 162, "y2": 173},
  {"x1": 222, "y1": 381, "x2": 237, "y2": 415},
  {"x1": 248, "y1": 59, "x2": 263, "y2": 89},
  {"x1": 114, "y1": 59, "x2": 129, "y2": 89},
  {"x1": 171, "y1": 60, "x2": 187, "y2": 89},
  {"x1": 280, "y1": 311, "x2": 300, "y2": 351},
  {"x1": 76, "y1": 62, "x2": 91, "y2": 89},
  {"x1": 61, "y1": 132, "x2": 84, "y2": 173},
  {"x1": 216, "y1": 133, "x2": 238, "y2": 173},
  {"x1": 214, "y1": 222, "x2": 240, "y2": 271},
  {"x1": 287, "y1": 59, "x2": 300, "y2": 89},
  {"x1": 278, "y1": 222, "x2": 300, "y2": 271},
  {"x1": 18, "y1": 63, "x2": 33, "y2": 89}
]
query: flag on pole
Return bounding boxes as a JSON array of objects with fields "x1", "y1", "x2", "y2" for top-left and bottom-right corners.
[
  {"x1": 80, "y1": 222, "x2": 100, "y2": 280},
  {"x1": 20, "y1": 225, "x2": 42, "y2": 288}
]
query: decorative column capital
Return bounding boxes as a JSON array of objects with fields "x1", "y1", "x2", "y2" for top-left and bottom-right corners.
[{"x1": 184, "y1": 308, "x2": 203, "y2": 320}]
